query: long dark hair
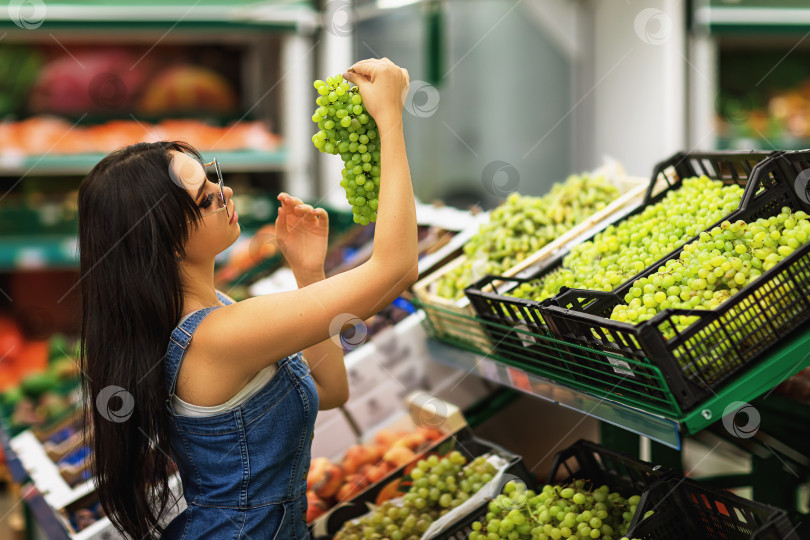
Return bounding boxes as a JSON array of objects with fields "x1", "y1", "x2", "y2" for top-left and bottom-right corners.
[{"x1": 78, "y1": 141, "x2": 205, "y2": 538}]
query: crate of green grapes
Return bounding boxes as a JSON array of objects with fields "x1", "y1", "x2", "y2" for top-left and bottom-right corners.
[
  {"x1": 455, "y1": 439, "x2": 666, "y2": 540},
  {"x1": 542, "y1": 150, "x2": 810, "y2": 413},
  {"x1": 465, "y1": 151, "x2": 772, "y2": 395},
  {"x1": 316, "y1": 427, "x2": 533, "y2": 540},
  {"x1": 413, "y1": 164, "x2": 650, "y2": 350}
]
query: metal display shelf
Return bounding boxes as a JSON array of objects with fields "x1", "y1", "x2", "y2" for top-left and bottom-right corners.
[
  {"x1": 696, "y1": 0, "x2": 810, "y2": 33},
  {"x1": 716, "y1": 137, "x2": 810, "y2": 152},
  {"x1": 0, "y1": 0, "x2": 317, "y2": 32},
  {"x1": 0, "y1": 148, "x2": 288, "y2": 177},
  {"x1": 0, "y1": 236, "x2": 79, "y2": 271},
  {"x1": 418, "y1": 303, "x2": 810, "y2": 452},
  {"x1": 426, "y1": 338, "x2": 684, "y2": 450},
  {"x1": 0, "y1": 420, "x2": 29, "y2": 484}
]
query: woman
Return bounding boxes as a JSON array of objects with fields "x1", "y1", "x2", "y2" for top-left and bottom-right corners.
[{"x1": 78, "y1": 58, "x2": 416, "y2": 539}]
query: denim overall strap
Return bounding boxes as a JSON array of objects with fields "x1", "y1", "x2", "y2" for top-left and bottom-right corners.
[{"x1": 164, "y1": 306, "x2": 222, "y2": 401}]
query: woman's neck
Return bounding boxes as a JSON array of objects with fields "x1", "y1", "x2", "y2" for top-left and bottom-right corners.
[{"x1": 179, "y1": 259, "x2": 222, "y2": 314}]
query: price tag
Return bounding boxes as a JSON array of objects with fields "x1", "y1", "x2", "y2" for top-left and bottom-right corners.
[
  {"x1": 16, "y1": 247, "x2": 47, "y2": 269},
  {"x1": 373, "y1": 326, "x2": 415, "y2": 371},
  {"x1": 507, "y1": 367, "x2": 532, "y2": 393},
  {"x1": 476, "y1": 356, "x2": 500, "y2": 382},
  {"x1": 0, "y1": 152, "x2": 24, "y2": 169},
  {"x1": 608, "y1": 358, "x2": 636, "y2": 378},
  {"x1": 514, "y1": 323, "x2": 540, "y2": 349}
]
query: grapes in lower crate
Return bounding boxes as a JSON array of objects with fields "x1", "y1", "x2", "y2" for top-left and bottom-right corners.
[
  {"x1": 437, "y1": 175, "x2": 621, "y2": 300},
  {"x1": 469, "y1": 479, "x2": 644, "y2": 540},
  {"x1": 334, "y1": 452, "x2": 497, "y2": 539},
  {"x1": 509, "y1": 176, "x2": 744, "y2": 306},
  {"x1": 312, "y1": 76, "x2": 381, "y2": 225}
]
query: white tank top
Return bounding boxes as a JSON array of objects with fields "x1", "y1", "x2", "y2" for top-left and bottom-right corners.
[{"x1": 171, "y1": 312, "x2": 278, "y2": 417}]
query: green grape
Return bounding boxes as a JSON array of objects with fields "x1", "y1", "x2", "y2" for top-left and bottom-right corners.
[
  {"x1": 509, "y1": 176, "x2": 746, "y2": 307},
  {"x1": 609, "y1": 208, "x2": 810, "y2": 347},
  {"x1": 472, "y1": 480, "x2": 644, "y2": 540},
  {"x1": 436, "y1": 174, "x2": 622, "y2": 300},
  {"x1": 312, "y1": 74, "x2": 381, "y2": 224},
  {"x1": 334, "y1": 451, "x2": 498, "y2": 540}
]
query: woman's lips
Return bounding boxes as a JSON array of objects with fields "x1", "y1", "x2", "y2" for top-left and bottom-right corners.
[{"x1": 230, "y1": 208, "x2": 238, "y2": 225}]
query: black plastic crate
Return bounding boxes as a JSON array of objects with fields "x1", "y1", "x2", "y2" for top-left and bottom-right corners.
[
  {"x1": 440, "y1": 439, "x2": 664, "y2": 539},
  {"x1": 464, "y1": 151, "x2": 774, "y2": 409},
  {"x1": 442, "y1": 440, "x2": 668, "y2": 539},
  {"x1": 465, "y1": 151, "x2": 772, "y2": 339},
  {"x1": 546, "y1": 439, "x2": 664, "y2": 495},
  {"x1": 542, "y1": 150, "x2": 810, "y2": 412},
  {"x1": 442, "y1": 440, "x2": 797, "y2": 540},
  {"x1": 626, "y1": 475, "x2": 799, "y2": 540},
  {"x1": 312, "y1": 428, "x2": 533, "y2": 539}
]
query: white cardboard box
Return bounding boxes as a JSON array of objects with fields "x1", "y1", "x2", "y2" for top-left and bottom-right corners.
[{"x1": 311, "y1": 409, "x2": 359, "y2": 461}]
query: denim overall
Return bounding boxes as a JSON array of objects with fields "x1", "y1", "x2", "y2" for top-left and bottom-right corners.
[{"x1": 161, "y1": 293, "x2": 317, "y2": 539}]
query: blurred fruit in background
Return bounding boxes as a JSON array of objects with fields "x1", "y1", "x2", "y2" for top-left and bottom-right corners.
[
  {"x1": 215, "y1": 224, "x2": 279, "y2": 285},
  {"x1": 28, "y1": 48, "x2": 149, "y2": 115},
  {"x1": 138, "y1": 65, "x2": 238, "y2": 114},
  {"x1": 0, "y1": 330, "x2": 81, "y2": 435},
  {"x1": 0, "y1": 46, "x2": 43, "y2": 116},
  {"x1": 0, "y1": 117, "x2": 280, "y2": 156},
  {"x1": 0, "y1": 43, "x2": 276, "y2": 157}
]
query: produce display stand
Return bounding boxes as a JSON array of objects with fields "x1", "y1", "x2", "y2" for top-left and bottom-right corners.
[
  {"x1": 465, "y1": 150, "x2": 772, "y2": 342},
  {"x1": 541, "y1": 150, "x2": 810, "y2": 414},
  {"x1": 0, "y1": 0, "x2": 318, "y2": 32},
  {"x1": 418, "y1": 303, "x2": 810, "y2": 451},
  {"x1": 413, "y1": 167, "x2": 651, "y2": 351},
  {"x1": 411, "y1": 149, "x2": 810, "y2": 530},
  {"x1": 311, "y1": 427, "x2": 534, "y2": 539}
]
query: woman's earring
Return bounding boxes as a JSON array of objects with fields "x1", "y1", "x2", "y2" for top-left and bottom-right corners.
[{"x1": 177, "y1": 255, "x2": 183, "y2": 262}]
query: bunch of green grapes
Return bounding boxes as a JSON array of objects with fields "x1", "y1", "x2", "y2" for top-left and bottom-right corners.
[
  {"x1": 611, "y1": 207, "x2": 810, "y2": 339},
  {"x1": 469, "y1": 479, "x2": 649, "y2": 540},
  {"x1": 509, "y1": 176, "x2": 744, "y2": 306},
  {"x1": 436, "y1": 175, "x2": 620, "y2": 300},
  {"x1": 335, "y1": 452, "x2": 498, "y2": 540},
  {"x1": 312, "y1": 75, "x2": 381, "y2": 225}
]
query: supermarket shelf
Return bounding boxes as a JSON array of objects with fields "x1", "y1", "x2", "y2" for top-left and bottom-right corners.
[
  {"x1": 0, "y1": 236, "x2": 79, "y2": 271},
  {"x1": 0, "y1": 420, "x2": 29, "y2": 483},
  {"x1": 425, "y1": 339, "x2": 684, "y2": 450},
  {"x1": 416, "y1": 209, "x2": 488, "y2": 275},
  {"x1": 0, "y1": 148, "x2": 288, "y2": 177},
  {"x1": 696, "y1": 1, "x2": 810, "y2": 33},
  {"x1": 716, "y1": 136, "x2": 810, "y2": 152},
  {"x1": 9, "y1": 431, "x2": 92, "y2": 510},
  {"x1": 0, "y1": 1, "x2": 317, "y2": 32},
  {"x1": 424, "y1": 324, "x2": 810, "y2": 451}
]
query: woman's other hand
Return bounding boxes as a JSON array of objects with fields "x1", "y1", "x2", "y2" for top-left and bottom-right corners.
[{"x1": 275, "y1": 193, "x2": 329, "y2": 285}]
